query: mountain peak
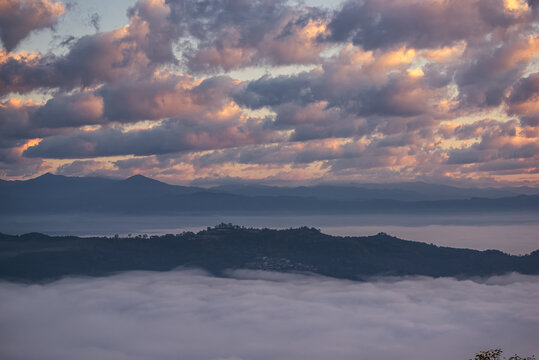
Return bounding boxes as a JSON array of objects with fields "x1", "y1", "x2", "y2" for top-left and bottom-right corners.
[
  {"x1": 30, "y1": 173, "x2": 67, "y2": 182},
  {"x1": 125, "y1": 174, "x2": 151, "y2": 181},
  {"x1": 39, "y1": 172, "x2": 61, "y2": 178},
  {"x1": 122, "y1": 174, "x2": 167, "y2": 186}
]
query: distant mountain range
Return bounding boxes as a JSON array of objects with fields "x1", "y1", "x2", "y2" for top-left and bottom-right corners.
[
  {"x1": 1, "y1": 225, "x2": 538, "y2": 282},
  {"x1": 1, "y1": 173, "x2": 538, "y2": 214}
]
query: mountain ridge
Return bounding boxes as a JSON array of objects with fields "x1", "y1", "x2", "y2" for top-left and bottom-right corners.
[
  {"x1": 1, "y1": 225, "x2": 538, "y2": 282},
  {"x1": 1, "y1": 173, "x2": 538, "y2": 214}
]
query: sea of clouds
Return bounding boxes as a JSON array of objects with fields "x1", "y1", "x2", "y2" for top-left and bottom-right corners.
[{"x1": 1, "y1": 270, "x2": 538, "y2": 360}]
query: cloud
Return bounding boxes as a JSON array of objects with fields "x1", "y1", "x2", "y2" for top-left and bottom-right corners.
[
  {"x1": 326, "y1": 0, "x2": 535, "y2": 50},
  {"x1": 32, "y1": 92, "x2": 105, "y2": 128},
  {"x1": 191, "y1": 139, "x2": 365, "y2": 168},
  {"x1": 445, "y1": 119, "x2": 539, "y2": 164},
  {"x1": 234, "y1": 46, "x2": 452, "y2": 138},
  {"x1": 55, "y1": 159, "x2": 106, "y2": 177},
  {"x1": 0, "y1": 1, "x2": 176, "y2": 96},
  {"x1": 0, "y1": 270, "x2": 538, "y2": 360},
  {"x1": 167, "y1": 0, "x2": 330, "y2": 72},
  {"x1": 272, "y1": 102, "x2": 367, "y2": 141},
  {"x1": 0, "y1": 0, "x2": 65, "y2": 52},
  {"x1": 0, "y1": 0, "x2": 538, "y2": 185},
  {"x1": 1, "y1": 73, "x2": 241, "y2": 139},
  {"x1": 99, "y1": 75, "x2": 240, "y2": 123},
  {"x1": 455, "y1": 35, "x2": 539, "y2": 108},
  {"x1": 0, "y1": 146, "x2": 47, "y2": 178},
  {"x1": 0, "y1": 30, "x2": 151, "y2": 96},
  {"x1": 23, "y1": 114, "x2": 282, "y2": 158},
  {"x1": 507, "y1": 72, "x2": 539, "y2": 127},
  {"x1": 126, "y1": 0, "x2": 181, "y2": 64},
  {"x1": 0, "y1": 94, "x2": 106, "y2": 146},
  {"x1": 460, "y1": 158, "x2": 539, "y2": 175},
  {"x1": 88, "y1": 13, "x2": 101, "y2": 32},
  {"x1": 0, "y1": 98, "x2": 66, "y2": 143},
  {"x1": 0, "y1": 51, "x2": 63, "y2": 96}
]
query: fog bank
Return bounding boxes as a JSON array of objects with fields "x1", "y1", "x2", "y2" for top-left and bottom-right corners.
[{"x1": 1, "y1": 270, "x2": 538, "y2": 360}]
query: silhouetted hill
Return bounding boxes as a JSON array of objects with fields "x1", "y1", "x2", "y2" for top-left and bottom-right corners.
[
  {"x1": 1, "y1": 225, "x2": 538, "y2": 282},
  {"x1": 213, "y1": 182, "x2": 536, "y2": 201},
  {"x1": 1, "y1": 174, "x2": 538, "y2": 214}
]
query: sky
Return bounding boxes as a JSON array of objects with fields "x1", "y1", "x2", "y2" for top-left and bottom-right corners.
[
  {"x1": 0, "y1": 0, "x2": 538, "y2": 186},
  {"x1": 1, "y1": 270, "x2": 538, "y2": 360}
]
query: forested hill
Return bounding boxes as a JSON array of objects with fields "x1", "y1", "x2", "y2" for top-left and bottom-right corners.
[{"x1": 1, "y1": 225, "x2": 538, "y2": 282}]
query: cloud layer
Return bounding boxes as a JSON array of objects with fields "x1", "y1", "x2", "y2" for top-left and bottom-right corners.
[
  {"x1": 1, "y1": 270, "x2": 538, "y2": 360},
  {"x1": 0, "y1": 0, "x2": 538, "y2": 185}
]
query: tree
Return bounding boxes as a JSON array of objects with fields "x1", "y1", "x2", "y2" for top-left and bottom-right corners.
[{"x1": 471, "y1": 349, "x2": 535, "y2": 360}]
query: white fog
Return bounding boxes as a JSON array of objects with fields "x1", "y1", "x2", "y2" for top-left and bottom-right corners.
[{"x1": 1, "y1": 270, "x2": 538, "y2": 360}]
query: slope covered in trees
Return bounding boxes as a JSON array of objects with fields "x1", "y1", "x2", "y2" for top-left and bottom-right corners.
[{"x1": 1, "y1": 225, "x2": 538, "y2": 282}]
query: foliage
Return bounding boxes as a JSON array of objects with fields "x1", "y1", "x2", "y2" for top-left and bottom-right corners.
[
  {"x1": 471, "y1": 349, "x2": 535, "y2": 360},
  {"x1": 1, "y1": 227, "x2": 539, "y2": 282}
]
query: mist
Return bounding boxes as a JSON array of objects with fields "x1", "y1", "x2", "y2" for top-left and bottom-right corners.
[{"x1": 1, "y1": 270, "x2": 538, "y2": 360}]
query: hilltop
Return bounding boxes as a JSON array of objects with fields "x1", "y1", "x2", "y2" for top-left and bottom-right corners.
[{"x1": 1, "y1": 224, "x2": 537, "y2": 282}]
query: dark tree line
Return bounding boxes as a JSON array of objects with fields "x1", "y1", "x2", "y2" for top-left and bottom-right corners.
[{"x1": 471, "y1": 349, "x2": 535, "y2": 360}]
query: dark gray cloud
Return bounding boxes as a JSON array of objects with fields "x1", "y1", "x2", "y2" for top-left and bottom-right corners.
[
  {"x1": 0, "y1": 99, "x2": 68, "y2": 143},
  {"x1": 88, "y1": 13, "x2": 101, "y2": 32},
  {"x1": 326, "y1": 0, "x2": 535, "y2": 50},
  {"x1": 447, "y1": 143, "x2": 539, "y2": 165},
  {"x1": 455, "y1": 36, "x2": 538, "y2": 108},
  {"x1": 0, "y1": 0, "x2": 65, "y2": 52},
  {"x1": 166, "y1": 0, "x2": 329, "y2": 72},
  {"x1": 445, "y1": 119, "x2": 539, "y2": 165},
  {"x1": 0, "y1": 31, "x2": 150, "y2": 96},
  {"x1": 235, "y1": 65, "x2": 443, "y2": 141},
  {"x1": 509, "y1": 72, "x2": 539, "y2": 104},
  {"x1": 23, "y1": 115, "x2": 282, "y2": 158},
  {"x1": 234, "y1": 73, "x2": 314, "y2": 108},
  {"x1": 0, "y1": 154, "x2": 45, "y2": 177},
  {"x1": 32, "y1": 92, "x2": 105, "y2": 128},
  {"x1": 126, "y1": 0, "x2": 182, "y2": 64},
  {"x1": 447, "y1": 141, "x2": 539, "y2": 165},
  {"x1": 271, "y1": 102, "x2": 367, "y2": 141},
  {"x1": 0, "y1": 52, "x2": 64, "y2": 96},
  {"x1": 55, "y1": 159, "x2": 102, "y2": 176},
  {"x1": 0, "y1": 93, "x2": 105, "y2": 146},
  {"x1": 507, "y1": 72, "x2": 539, "y2": 127},
  {"x1": 0, "y1": 271, "x2": 538, "y2": 360}
]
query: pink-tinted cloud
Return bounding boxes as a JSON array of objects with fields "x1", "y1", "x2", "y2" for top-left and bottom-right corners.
[
  {"x1": 167, "y1": 0, "x2": 330, "y2": 72},
  {"x1": 0, "y1": 1, "x2": 176, "y2": 96},
  {"x1": 23, "y1": 113, "x2": 284, "y2": 158},
  {"x1": 0, "y1": 0, "x2": 538, "y2": 185},
  {"x1": 99, "y1": 75, "x2": 240, "y2": 123},
  {"x1": 326, "y1": 0, "x2": 536, "y2": 50},
  {"x1": 0, "y1": 0, "x2": 65, "y2": 52},
  {"x1": 446, "y1": 119, "x2": 539, "y2": 164}
]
